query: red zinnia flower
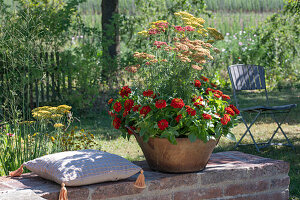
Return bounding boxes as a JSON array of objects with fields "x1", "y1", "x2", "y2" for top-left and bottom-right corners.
[
  {"x1": 192, "y1": 96, "x2": 203, "y2": 102},
  {"x1": 214, "y1": 93, "x2": 221, "y2": 98},
  {"x1": 229, "y1": 104, "x2": 240, "y2": 115},
  {"x1": 155, "y1": 99, "x2": 167, "y2": 109},
  {"x1": 140, "y1": 106, "x2": 151, "y2": 117},
  {"x1": 215, "y1": 90, "x2": 223, "y2": 96},
  {"x1": 132, "y1": 105, "x2": 141, "y2": 112},
  {"x1": 206, "y1": 88, "x2": 215, "y2": 95},
  {"x1": 175, "y1": 114, "x2": 182, "y2": 123},
  {"x1": 194, "y1": 79, "x2": 201, "y2": 88},
  {"x1": 194, "y1": 102, "x2": 203, "y2": 108},
  {"x1": 157, "y1": 119, "x2": 169, "y2": 130},
  {"x1": 186, "y1": 107, "x2": 196, "y2": 116},
  {"x1": 210, "y1": 82, "x2": 217, "y2": 88},
  {"x1": 127, "y1": 126, "x2": 136, "y2": 135},
  {"x1": 108, "y1": 111, "x2": 117, "y2": 117},
  {"x1": 202, "y1": 113, "x2": 212, "y2": 120},
  {"x1": 113, "y1": 117, "x2": 122, "y2": 129},
  {"x1": 108, "y1": 98, "x2": 114, "y2": 105},
  {"x1": 222, "y1": 95, "x2": 231, "y2": 100},
  {"x1": 171, "y1": 98, "x2": 185, "y2": 109},
  {"x1": 143, "y1": 90, "x2": 154, "y2": 97},
  {"x1": 201, "y1": 76, "x2": 209, "y2": 82},
  {"x1": 123, "y1": 110, "x2": 129, "y2": 117},
  {"x1": 124, "y1": 99, "x2": 134, "y2": 111},
  {"x1": 119, "y1": 86, "x2": 131, "y2": 98},
  {"x1": 225, "y1": 107, "x2": 235, "y2": 116},
  {"x1": 220, "y1": 114, "x2": 231, "y2": 125},
  {"x1": 113, "y1": 102, "x2": 122, "y2": 113}
]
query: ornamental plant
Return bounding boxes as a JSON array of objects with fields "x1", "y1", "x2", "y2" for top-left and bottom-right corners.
[{"x1": 108, "y1": 11, "x2": 240, "y2": 144}]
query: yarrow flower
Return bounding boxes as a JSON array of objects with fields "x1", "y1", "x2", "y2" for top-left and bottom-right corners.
[
  {"x1": 155, "y1": 99, "x2": 167, "y2": 109},
  {"x1": 154, "y1": 41, "x2": 167, "y2": 48},
  {"x1": 158, "y1": 119, "x2": 169, "y2": 130},
  {"x1": 171, "y1": 98, "x2": 185, "y2": 109},
  {"x1": 120, "y1": 86, "x2": 131, "y2": 98}
]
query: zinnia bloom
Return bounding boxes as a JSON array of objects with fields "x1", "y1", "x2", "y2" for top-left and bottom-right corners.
[
  {"x1": 210, "y1": 82, "x2": 217, "y2": 88},
  {"x1": 175, "y1": 114, "x2": 182, "y2": 123},
  {"x1": 158, "y1": 119, "x2": 169, "y2": 130},
  {"x1": 119, "y1": 86, "x2": 131, "y2": 98},
  {"x1": 171, "y1": 98, "x2": 185, "y2": 109},
  {"x1": 206, "y1": 88, "x2": 215, "y2": 95},
  {"x1": 143, "y1": 90, "x2": 154, "y2": 97},
  {"x1": 155, "y1": 99, "x2": 167, "y2": 109},
  {"x1": 108, "y1": 98, "x2": 114, "y2": 105},
  {"x1": 186, "y1": 106, "x2": 196, "y2": 116},
  {"x1": 127, "y1": 126, "x2": 136, "y2": 135},
  {"x1": 194, "y1": 102, "x2": 203, "y2": 108},
  {"x1": 202, "y1": 113, "x2": 212, "y2": 120},
  {"x1": 140, "y1": 106, "x2": 151, "y2": 117},
  {"x1": 113, "y1": 102, "x2": 122, "y2": 113},
  {"x1": 132, "y1": 105, "x2": 141, "y2": 112},
  {"x1": 222, "y1": 95, "x2": 231, "y2": 100},
  {"x1": 108, "y1": 111, "x2": 117, "y2": 117},
  {"x1": 214, "y1": 93, "x2": 221, "y2": 98},
  {"x1": 201, "y1": 76, "x2": 209, "y2": 82},
  {"x1": 113, "y1": 117, "x2": 122, "y2": 129},
  {"x1": 225, "y1": 107, "x2": 235, "y2": 116},
  {"x1": 229, "y1": 104, "x2": 240, "y2": 115},
  {"x1": 220, "y1": 114, "x2": 231, "y2": 125},
  {"x1": 124, "y1": 99, "x2": 134, "y2": 111},
  {"x1": 194, "y1": 79, "x2": 201, "y2": 88}
]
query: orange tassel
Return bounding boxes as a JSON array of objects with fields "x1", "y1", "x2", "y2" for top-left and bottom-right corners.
[
  {"x1": 134, "y1": 170, "x2": 146, "y2": 189},
  {"x1": 59, "y1": 183, "x2": 68, "y2": 200},
  {"x1": 9, "y1": 164, "x2": 23, "y2": 177}
]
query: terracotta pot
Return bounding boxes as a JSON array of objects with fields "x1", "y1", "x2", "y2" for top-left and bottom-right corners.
[{"x1": 134, "y1": 134, "x2": 218, "y2": 173}]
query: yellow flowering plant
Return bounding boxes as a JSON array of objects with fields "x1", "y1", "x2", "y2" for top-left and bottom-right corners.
[{"x1": 109, "y1": 12, "x2": 239, "y2": 144}]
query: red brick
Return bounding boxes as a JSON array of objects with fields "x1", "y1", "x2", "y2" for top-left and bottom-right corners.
[
  {"x1": 224, "y1": 180, "x2": 269, "y2": 196},
  {"x1": 91, "y1": 181, "x2": 144, "y2": 199},
  {"x1": 270, "y1": 176, "x2": 290, "y2": 189},
  {"x1": 148, "y1": 173, "x2": 198, "y2": 191},
  {"x1": 174, "y1": 187, "x2": 223, "y2": 200},
  {"x1": 143, "y1": 194, "x2": 173, "y2": 200},
  {"x1": 200, "y1": 168, "x2": 248, "y2": 185},
  {"x1": 227, "y1": 190, "x2": 289, "y2": 200}
]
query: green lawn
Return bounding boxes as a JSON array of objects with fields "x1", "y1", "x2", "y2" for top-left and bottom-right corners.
[{"x1": 78, "y1": 88, "x2": 300, "y2": 199}]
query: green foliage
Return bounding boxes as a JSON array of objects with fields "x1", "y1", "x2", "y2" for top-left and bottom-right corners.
[{"x1": 0, "y1": 105, "x2": 97, "y2": 176}]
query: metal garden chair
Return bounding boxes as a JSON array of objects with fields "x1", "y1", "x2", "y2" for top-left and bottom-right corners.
[{"x1": 227, "y1": 64, "x2": 297, "y2": 152}]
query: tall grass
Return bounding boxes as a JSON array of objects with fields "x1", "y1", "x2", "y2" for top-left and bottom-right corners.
[{"x1": 77, "y1": 0, "x2": 285, "y2": 15}]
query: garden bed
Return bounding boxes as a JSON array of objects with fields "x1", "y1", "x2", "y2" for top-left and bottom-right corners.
[{"x1": 0, "y1": 151, "x2": 289, "y2": 200}]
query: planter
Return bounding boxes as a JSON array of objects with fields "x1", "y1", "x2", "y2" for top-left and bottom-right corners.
[{"x1": 134, "y1": 134, "x2": 218, "y2": 173}]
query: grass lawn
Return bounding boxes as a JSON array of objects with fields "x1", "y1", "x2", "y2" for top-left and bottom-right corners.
[{"x1": 78, "y1": 88, "x2": 300, "y2": 199}]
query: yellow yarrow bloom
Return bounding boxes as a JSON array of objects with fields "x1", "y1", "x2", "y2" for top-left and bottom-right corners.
[
  {"x1": 51, "y1": 136, "x2": 55, "y2": 142},
  {"x1": 138, "y1": 30, "x2": 148, "y2": 36},
  {"x1": 57, "y1": 105, "x2": 72, "y2": 111},
  {"x1": 54, "y1": 123, "x2": 64, "y2": 128}
]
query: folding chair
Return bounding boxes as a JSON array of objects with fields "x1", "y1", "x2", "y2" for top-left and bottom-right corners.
[{"x1": 227, "y1": 64, "x2": 297, "y2": 152}]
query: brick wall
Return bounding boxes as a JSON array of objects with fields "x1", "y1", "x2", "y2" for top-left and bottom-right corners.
[{"x1": 0, "y1": 151, "x2": 289, "y2": 200}]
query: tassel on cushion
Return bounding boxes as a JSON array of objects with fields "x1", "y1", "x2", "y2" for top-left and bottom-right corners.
[
  {"x1": 59, "y1": 183, "x2": 68, "y2": 200},
  {"x1": 9, "y1": 164, "x2": 23, "y2": 177},
  {"x1": 134, "y1": 170, "x2": 146, "y2": 189}
]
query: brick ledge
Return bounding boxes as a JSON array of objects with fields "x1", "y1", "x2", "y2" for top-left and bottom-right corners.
[{"x1": 0, "y1": 151, "x2": 290, "y2": 200}]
